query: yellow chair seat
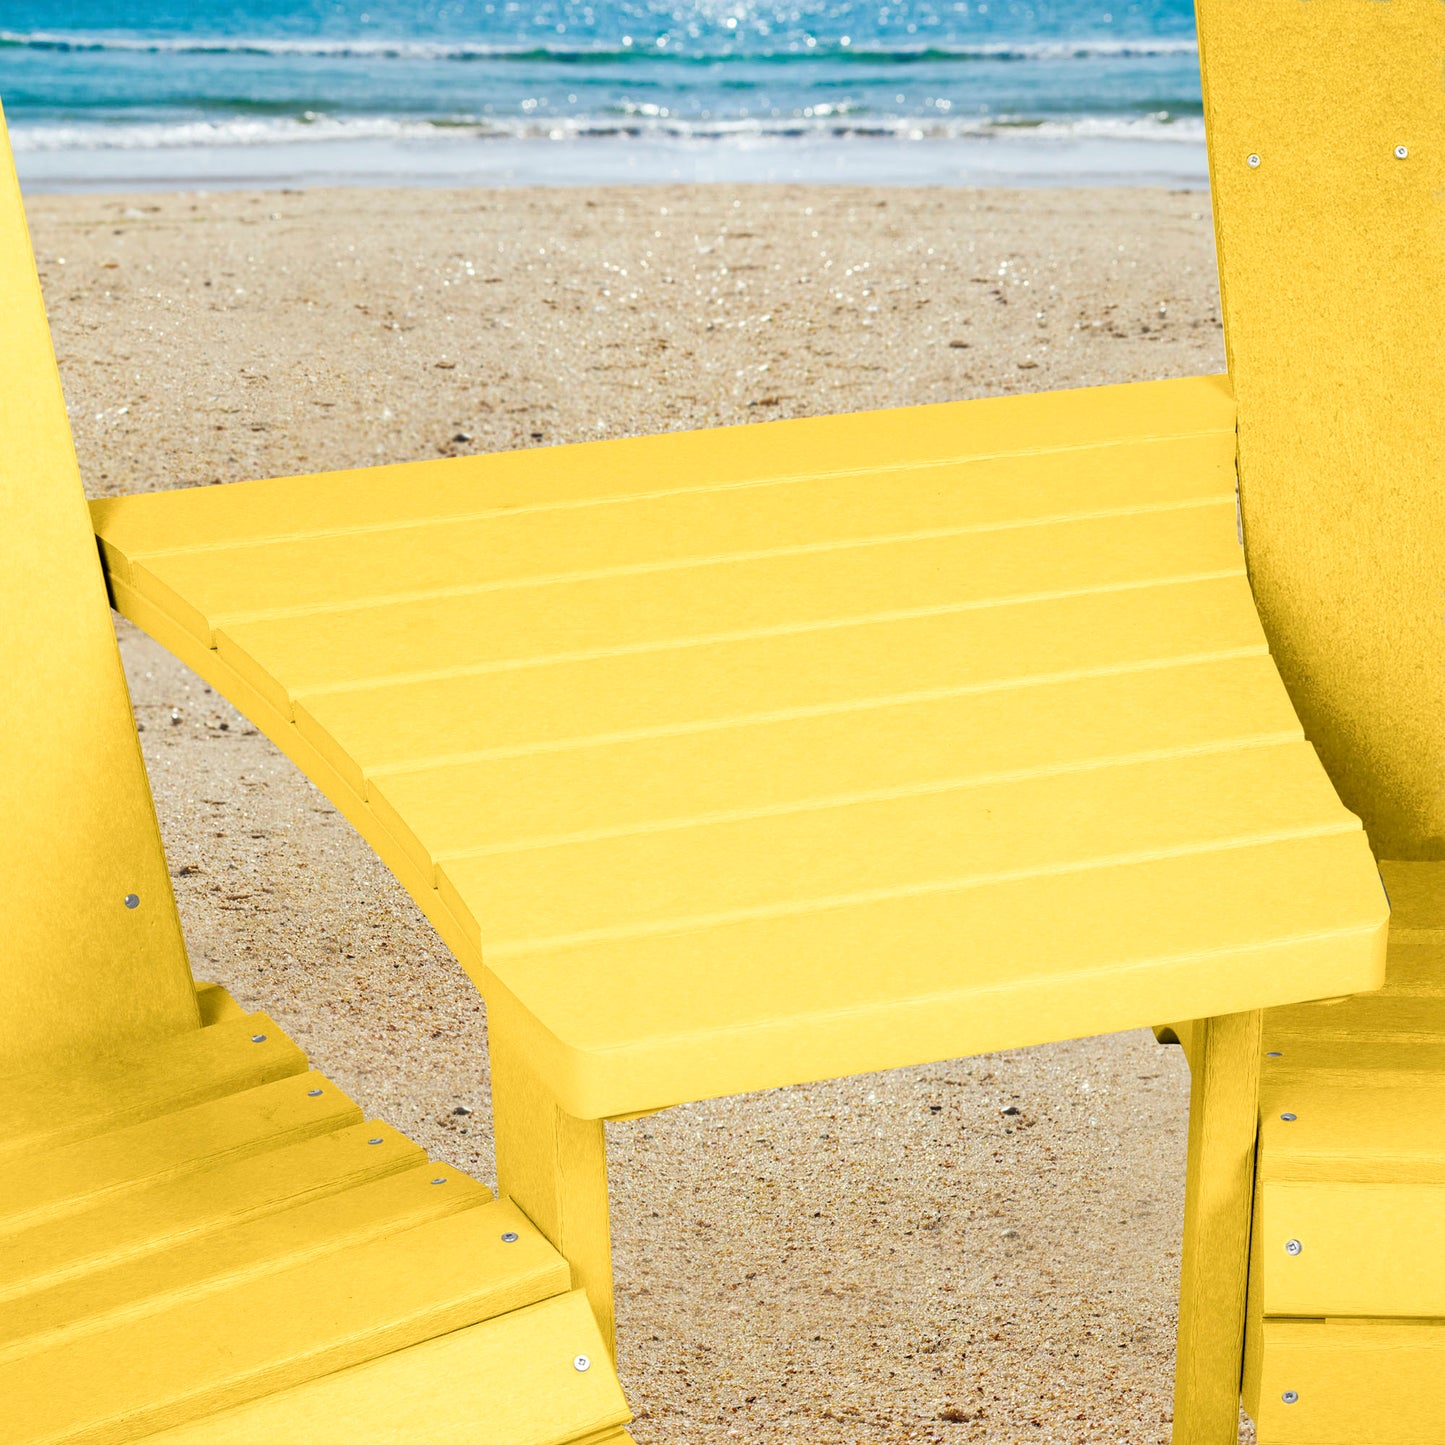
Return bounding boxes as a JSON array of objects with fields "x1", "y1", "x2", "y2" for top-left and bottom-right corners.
[
  {"x1": 93, "y1": 374, "x2": 1387, "y2": 1121},
  {"x1": 0, "y1": 985, "x2": 629, "y2": 1445}
]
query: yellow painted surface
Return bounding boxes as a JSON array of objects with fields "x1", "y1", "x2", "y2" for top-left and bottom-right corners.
[
  {"x1": 124, "y1": 446, "x2": 1239, "y2": 647},
  {"x1": 372, "y1": 648, "x2": 1298, "y2": 874},
  {"x1": 0, "y1": 106, "x2": 197, "y2": 1071},
  {"x1": 0, "y1": 1166, "x2": 492, "y2": 1364},
  {"x1": 481, "y1": 834, "x2": 1384, "y2": 1119},
  {"x1": 0, "y1": 1069, "x2": 359, "y2": 1237},
  {"x1": 292, "y1": 525, "x2": 1255, "y2": 791},
  {"x1": 91, "y1": 376, "x2": 1390, "y2": 1119},
  {"x1": 209, "y1": 429, "x2": 1232, "y2": 712},
  {"x1": 6, "y1": 1200, "x2": 570, "y2": 1445},
  {"x1": 194, "y1": 982, "x2": 248, "y2": 1027},
  {"x1": 138, "y1": 1291, "x2": 630, "y2": 1445},
  {"x1": 1173, "y1": 1010, "x2": 1262, "y2": 1445},
  {"x1": 1261, "y1": 1181, "x2": 1445, "y2": 1319},
  {"x1": 0, "y1": 1121, "x2": 422, "y2": 1306},
  {"x1": 491, "y1": 1025, "x2": 614, "y2": 1354},
  {"x1": 1252, "y1": 1319, "x2": 1445, "y2": 1444},
  {"x1": 1197, "y1": 0, "x2": 1445, "y2": 859},
  {"x1": 0, "y1": 104, "x2": 624, "y2": 1439},
  {"x1": 1258, "y1": 1074, "x2": 1445, "y2": 1187},
  {"x1": 444, "y1": 743, "x2": 1350, "y2": 952},
  {"x1": 0, "y1": 993, "x2": 628, "y2": 1444},
  {"x1": 0, "y1": 1014, "x2": 305, "y2": 1166},
  {"x1": 1245, "y1": 862, "x2": 1445, "y2": 1440}
]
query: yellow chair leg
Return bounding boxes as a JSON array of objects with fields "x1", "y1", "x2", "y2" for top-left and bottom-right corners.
[
  {"x1": 490, "y1": 1027, "x2": 616, "y2": 1360},
  {"x1": 1172, "y1": 1008, "x2": 1262, "y2": 1445}
]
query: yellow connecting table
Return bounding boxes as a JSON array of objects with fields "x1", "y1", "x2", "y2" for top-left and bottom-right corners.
[{"x1": 94, "y1": 372, "x2": 1389, "y2": 1440}]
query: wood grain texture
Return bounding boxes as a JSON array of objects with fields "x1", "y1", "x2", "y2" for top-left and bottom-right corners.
[{"x1": 1197, "y1": 0, "x2": 1445, "y2": 857}]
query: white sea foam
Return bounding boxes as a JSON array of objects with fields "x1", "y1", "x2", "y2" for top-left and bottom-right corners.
[{"x1": 7, "y1": 110, "x2": 1204, "y2": 153}]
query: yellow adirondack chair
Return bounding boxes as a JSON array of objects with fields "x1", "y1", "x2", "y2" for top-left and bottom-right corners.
[
  {"x1": 0, "y1": 116, "x2": 631, "y2": 1445},
  {"x1": 4, "y1": 1, "x2": 1442, "y2": 1440}
]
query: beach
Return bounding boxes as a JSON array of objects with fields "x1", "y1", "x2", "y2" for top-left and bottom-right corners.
[{"x1": 33, "y1": 182, "x2": 1236, "y2": 1443}]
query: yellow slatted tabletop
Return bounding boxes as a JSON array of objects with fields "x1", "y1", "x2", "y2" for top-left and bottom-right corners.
[{"x1": 93, "y1": 374, "x2": 1388, "y2": 1121}]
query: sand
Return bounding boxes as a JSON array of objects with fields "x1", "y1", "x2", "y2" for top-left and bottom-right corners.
[{"x1": 30, "y1": 182, "x2": 1240, "y2": 1443}]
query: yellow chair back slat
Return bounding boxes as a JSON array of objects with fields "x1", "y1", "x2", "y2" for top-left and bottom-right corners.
[
  {"x1": 0, "y1": 105, "x2": 197, "y2": 1071},
  {"x1": 1197, "y1": 0, "x2": 1445, "y2": 858}
]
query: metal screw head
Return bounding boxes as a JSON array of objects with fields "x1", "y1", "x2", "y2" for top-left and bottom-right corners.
[
  {"x1": 308, "y1": 1088, "x2": 323, "y2": 1097},
  {"x1": 1282, "y1": 1390, "x2": 1300, "y2": 1405},
  {"x1": 501, "y1": 1231, "x2": 520, "y2": 1243},
  {"x1": 1266, "y1": 1051, "x2": 1282, "y2": 1058},
  {"x1": 573, "y1": 1354, "x2": 592, "y2": 1373},
  {"x1": 1395, "y1": 144, "x2": 1409, "y2": 159},
  {"x1": 367, "y1": 1137, "x2": 384, "y2": 1145},
  {"x1": 1280, "y1": 1112, "x2": 1298, "y2": 1122},
  {"x1": 250, "y1": 1034, "x2": 267, "y2": 1044},
  {"x1": 1285, "y1": 1239, "x2": 1303, "y2": 1256},
  {"x1": 431, "y1": 1177, "x2": 448, "y2": 1185},
  {"x1": 1247, "y1": 153, "x2": 1261, "y2": 168},
  {"x1": 124, "y1": 893, "x2": 140, "y2": 909}
]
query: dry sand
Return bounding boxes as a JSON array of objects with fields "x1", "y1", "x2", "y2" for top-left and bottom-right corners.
[{"x1": 31, "y1": 182, "x2": 1242, "y2": 1443}]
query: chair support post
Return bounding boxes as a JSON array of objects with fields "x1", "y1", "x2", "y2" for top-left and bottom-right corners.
[
  {"x1": 490, "y1": 1026, "x2": 616, "y2": 1358},
  {"x1": 1171, "y1": 1008, "x2": 1262, "y2": 1445}
]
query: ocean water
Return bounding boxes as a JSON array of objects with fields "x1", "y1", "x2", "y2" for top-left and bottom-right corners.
[{"x1": 0, "y1": 1, "x2": 1207, "y2": 189}]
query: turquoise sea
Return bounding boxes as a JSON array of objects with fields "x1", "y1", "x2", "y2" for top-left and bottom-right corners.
[{"x1": 0, "y1": 1, "x2": 1207, "y2": 189}]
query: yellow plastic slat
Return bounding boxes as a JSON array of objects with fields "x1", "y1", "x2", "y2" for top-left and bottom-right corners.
[
  {"x1": 0, "y1": 106, "x2": 197, "y2": 1073},
  {"x1": 481, "y1": 832, "x2": 1385, "y2": 1118},
  {"x1": 0, "y1": 1121, "x2": 421, "y2": 1306},
  {"x1": 1197, "y1": 0, "x2": 1445, "y2": 857},
  {"x1": 292, "y1": 505, "x2": 1246, "y2": 792},
  {"x1": 1250, "y1": 1319, "x2": 1445, "y2": 1444},
  {"x1": 0, "y1": 1015, "x2": 305, "y2": 1167},
  {"x1": 4, "y1": 1200, "x2": 570, "y2": 1445},
  {"x1": 132, "y1": 1290, "x2": 629, "y2": 1445},
  {"x1": 1264, "y1": 994, "x2": 1445, "y2": 1051},
  {"x1": 0, "y1": 1166, "x2": 492, "y2": 1365},
  {"x1": 125, "y1": 430, "x2": 1231, "y2": 638},
  {"x1": 0, "y1": 1070, "x2": 359, "y2": 1237},
  {"x1": 211, "y1": 430, "x2": 1230, "y2": 714},
  {"x1": 1260, "y1": 1180, "x2": 1445, "y2": 1318},
  {"x1": 371, "y1": 650, "x2": 1303, "y2": 876},
  {"x1": 90, "y1": 372, "x2": 1234, "y2": 567},
  {"x1": 447, "y1": 743, "x2": 1352, "y2": 956}
]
